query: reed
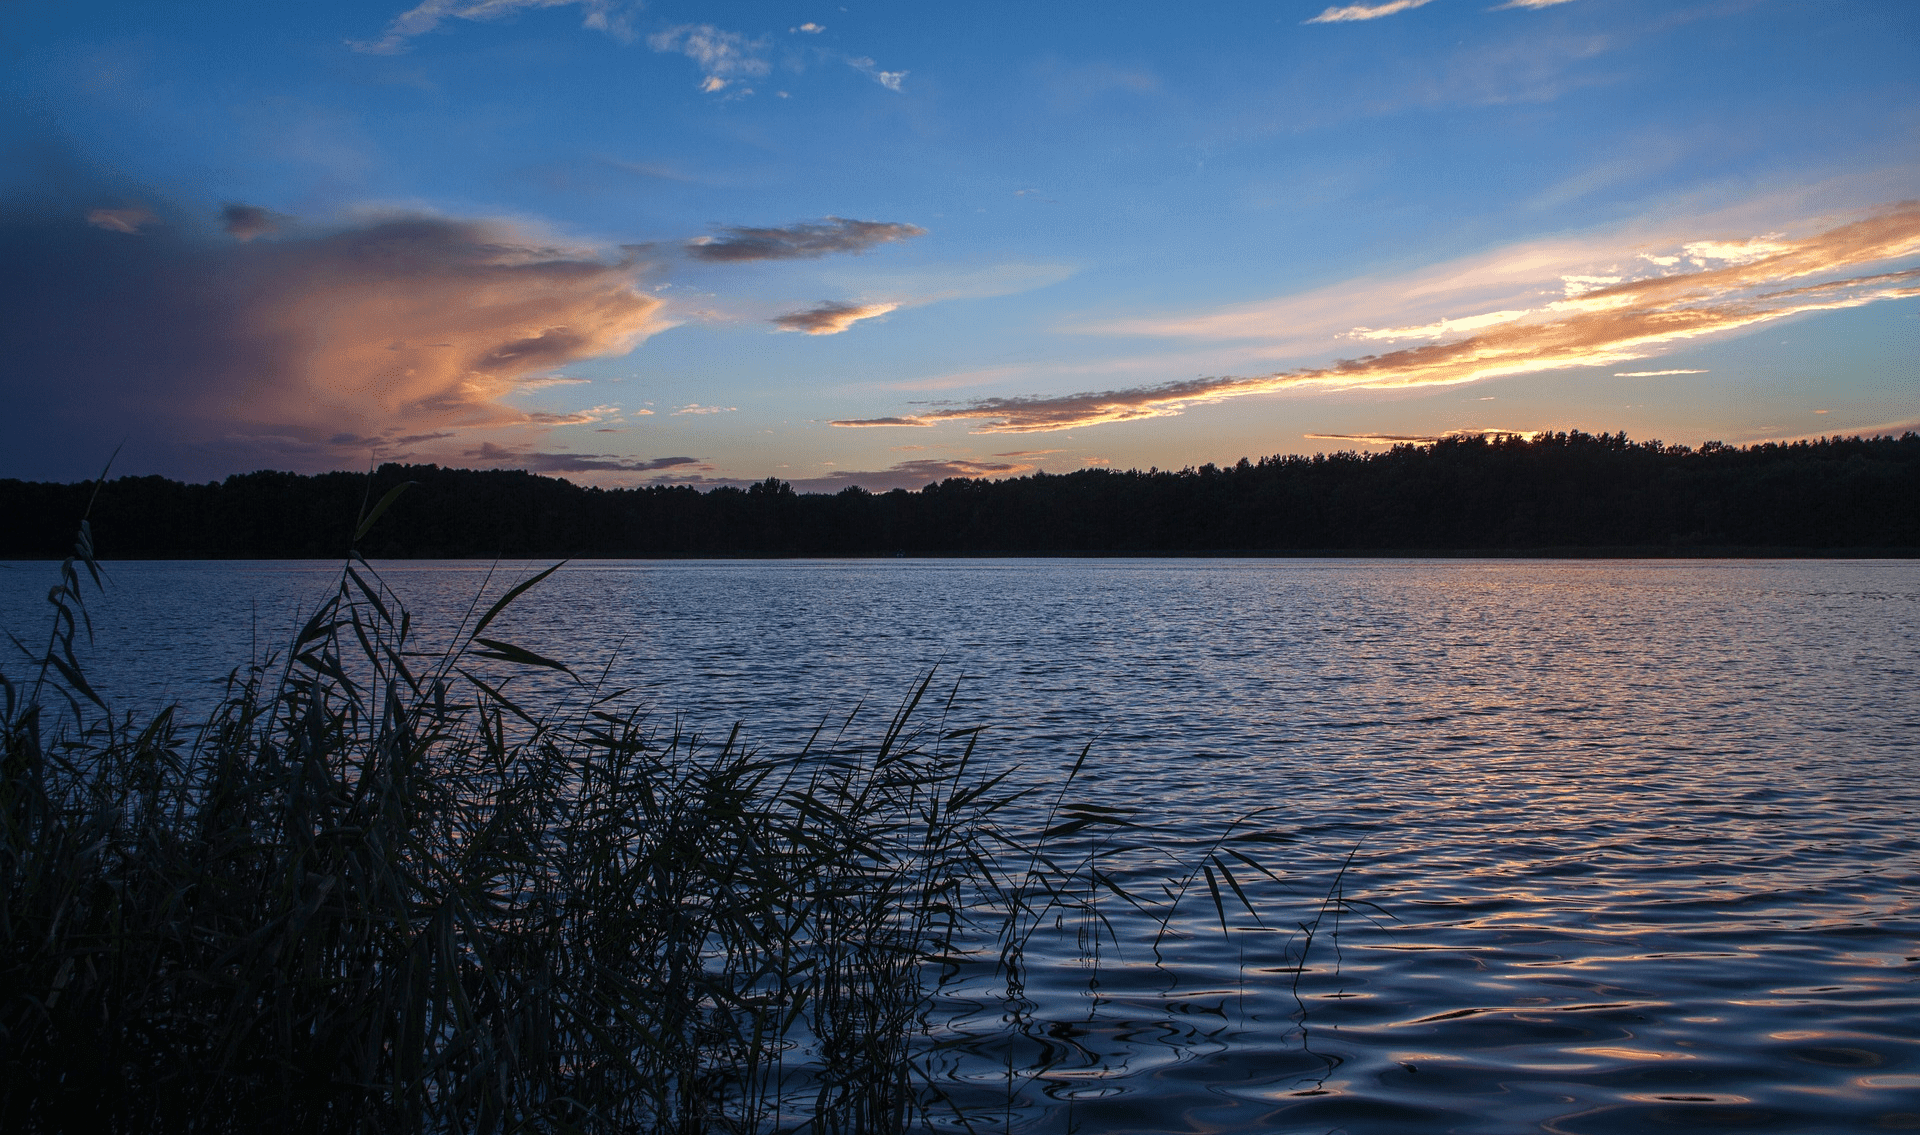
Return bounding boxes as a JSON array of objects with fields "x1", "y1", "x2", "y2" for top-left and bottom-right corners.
[{"x1": 0, "y1": 492, "x2": 1280, "y2": 1134}]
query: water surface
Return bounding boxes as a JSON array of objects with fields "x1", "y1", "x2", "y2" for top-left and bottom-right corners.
[{"x1": 3, "y1": 558, "x2": 1915, "y2": 1133}]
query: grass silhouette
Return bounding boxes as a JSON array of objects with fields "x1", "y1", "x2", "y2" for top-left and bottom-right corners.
[{"x1": 1, "y1": 485, "x2": 1286, "y2": 1133}]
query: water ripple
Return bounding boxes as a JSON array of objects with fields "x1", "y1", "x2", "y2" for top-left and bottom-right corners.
[{"x1": 3, "y1": 557, "x2": 1916, "y2": 1132}]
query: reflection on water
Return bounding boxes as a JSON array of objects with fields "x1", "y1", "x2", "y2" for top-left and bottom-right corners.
[{"x1": 2, "y1": 558, "x2": 1916, "y2": 1132}]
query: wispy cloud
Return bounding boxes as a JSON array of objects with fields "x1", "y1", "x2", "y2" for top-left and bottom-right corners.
[
  {"x1": 1614, "y1": 368, "x2": 1708, "y2": 377},
  {"x1": 1303, "y1": 428, "x2": 1541, "y2": 445},
  {"x1": 647, "y1": 24, "x2": 771, "y2": 94},
  {"x1": 775, "y1": 262, "x2": 1069, "y2": 344},
  {"x1": 1349, "y1": 308, "x2": 1535, "y2": 342},
  {"x1": 507, "y1": 374, "x2": 592, "y2": 392},
  {"x1": 829, "y1": 416, "x2": 933, "y2": 428},
  {"x1": 1492, "y1": 0, "x2": 1579, "y2": 9},
  {"x1": 789, "y1": 456, "x2": 1034, "y2": 493},
  {"x1": 523, "y1": 402, "x2": 627, "y2": 426},
  {"x1": 463, "y1": 442, "x2": 701, "y2": 473},
  {"x1": 1306, "y1": 0, "x2": 1434, "y2": 24},
  {"x1": 686, "y1": 217, "x2": 926, "y2": 262},
  {"x1": 673, "y1": 403, "x2": 736, "y2": 415},
  {"x1": 1302, "y1": 432, "x2": 1440, "y2": 445},
  {"x1": 844, "y1": 56, "x2": 908, "y2": 92},
  {"x1": 353, "y1": 0, "x2": 638, "y2": 55},
  {"x1": 882, "y1": 204, "x2": 1920, "y2": 433},
  {"x1": 773, "y1": 300, "x2": 899, "y2": 335},
  {"x1": 85, "y1": 206, "x2": 156, "y2": 234}
]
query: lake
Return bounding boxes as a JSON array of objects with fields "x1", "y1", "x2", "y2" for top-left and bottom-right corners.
[{"x1": 3, "y1": 557, "x2": 1916, "y2": 1133}]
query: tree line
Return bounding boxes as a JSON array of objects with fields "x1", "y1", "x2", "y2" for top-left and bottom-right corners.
[{"x1": 3, "y1": 431, "x2": 1916, "y2": 558}]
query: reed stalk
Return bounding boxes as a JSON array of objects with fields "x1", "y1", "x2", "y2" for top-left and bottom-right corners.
[{"x1": 0, "y1": 497, "x2": 1283, "y2": 1134}]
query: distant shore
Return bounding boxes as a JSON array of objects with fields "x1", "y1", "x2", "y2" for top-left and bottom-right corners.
[{"x1": 6, "y1": 430, "x2": 1916, "y2": 559}]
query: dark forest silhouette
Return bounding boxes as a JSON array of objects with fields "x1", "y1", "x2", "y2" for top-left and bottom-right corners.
[{"x1": 4, "y1": 431, "x2": 1916, "y2": 557}]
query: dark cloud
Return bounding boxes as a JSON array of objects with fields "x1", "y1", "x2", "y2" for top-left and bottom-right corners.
[
  {"x1": 772, "y1": 300, "x2": 898, "y2": 335},
  {"x1": 787, "y1": 456, "x2": 1032, "y2": 493},
  {"x1": 829, "y1": 416, "x2": 931, "y2": 428},
  {"x1": 330, "y1": 430, "x2": 460, "y2": 447},
  {"x1": 685, "y1": 217, "x2": 925, "y2": 262},
  {"x1": 1, "y1": 174, "x2": 666, "y2": 480},
  {"x1": 462, "y1": 443, "x2": 701, "y2": 473},
  {"x1": 220, "y1": 203, "x2": 290, "y2": 241}
]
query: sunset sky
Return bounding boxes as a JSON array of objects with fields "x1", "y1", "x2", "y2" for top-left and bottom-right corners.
[{"x1": 3, "y1": 0, "x2": 1916, "y2": 489}]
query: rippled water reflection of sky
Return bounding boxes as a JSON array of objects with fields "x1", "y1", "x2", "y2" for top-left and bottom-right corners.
[{"x1": 3, "y1": 558, "x2": 1916, "y2": 1132}]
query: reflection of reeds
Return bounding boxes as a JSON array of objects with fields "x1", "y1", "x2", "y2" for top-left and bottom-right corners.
[{"x1": 1, "y1": 496, "x2": 1280, "y2": 1133}]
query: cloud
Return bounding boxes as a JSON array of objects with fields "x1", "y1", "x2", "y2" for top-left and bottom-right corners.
[
  {"x1": 1492, "y1": 0, "x2": 1578, "y2": 8},
  {"x1": 523, "y1": 402, "x2": 626, "y2": 425},
  {"x1": 1302, "y1": 432, "x2": 1440, "y2": 445},
  {"x1": 220, "y1": 203, "x2": 290, "y2": 241},
  {"x1": 771, "y1": 262, "x2": 1067, "y2": 346},
  {"x1": 772, "y1": 300, "x2": 899, "y2": 335},
  {"x1": 507, "y1": 374, "x2": 592, "y2": 391},
  {"x1": 686, "y1": 217, "x2": 926, "y2": 262},
  {"x1": 1737, "y1": 416, "x2": 1920, "y2": 446},
  {"x1": 648, "y1": 24, "x2": 771, "y2": 93},
  {"x1": 1349, "y1": 308, "x2": 1534, "y2": 342},
  {"x1": 789, "y1": 457, "x2": 1034, "y2": 493},
  {"x1": 793, "y1": 22, "x2": 825, "y2": 34},
  {"x1": 1291, "y1": 27, "x2": 1612, "y2": 115},
  {"x1": 86, "y1": 206, "x2": 156, "y2": 234},
  {"x1": 1303, "y1": 428, "x2": 1541, "y2": 446},
  {"x1": 673, "y1": 403, "x2": 735, "y2": 415},
  {"x1": 829, "y1": 416, "x2": 933, "y2": 428},
  {"x1": 882, "y1": 204, "x2": 1920, "y2": 433},
  {"x1": 2, "y1": 196, "x2": 668, "y2": 479},
  {"x1": 845, "y1": 56, "x2": 908, "y2": 92},
  {"x1": 1306, "y1": 0, "x2": 1434, "y2": 24},
  {"x1": 463, "y1": 441, "x2": 701, "y2": 473},
  {"x1": 1614, "y1": 369, "x2": 1708, "y2": 377},
  {"x1": 353, "y1": 0, "x2": 639, "y2": 55}
]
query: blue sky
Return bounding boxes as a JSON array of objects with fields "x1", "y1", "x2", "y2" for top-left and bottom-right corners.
[{"x1": 2, "y1": 0, "x2": 1915, "y2": 488}]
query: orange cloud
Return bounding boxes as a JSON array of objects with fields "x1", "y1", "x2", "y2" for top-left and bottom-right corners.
[
  {"x1": 901, "y1": 204, "x2": 1920, "y2": 433},
  {"x1": 225, "y1": 217, "x2": 665, "y2": 439},
  {"x1": 1303, "y1": 428, "x2": 1541, "y2": 446},
  {"x1": 4, "y1": 207, "x2": 667, "y2": 475}
]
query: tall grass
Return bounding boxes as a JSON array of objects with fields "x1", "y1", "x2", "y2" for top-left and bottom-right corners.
[{"x1": 1, "y1": 495, "x2": 1283, "y2": 1133}]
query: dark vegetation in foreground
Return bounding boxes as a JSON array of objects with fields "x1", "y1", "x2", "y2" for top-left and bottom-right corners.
[
  {"x1": 6, "y1": 430, "x2": 1918, "y2": 558},
  {"x1": 1, "y1": 499, "x2": 1291, "y2": 1132}
]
